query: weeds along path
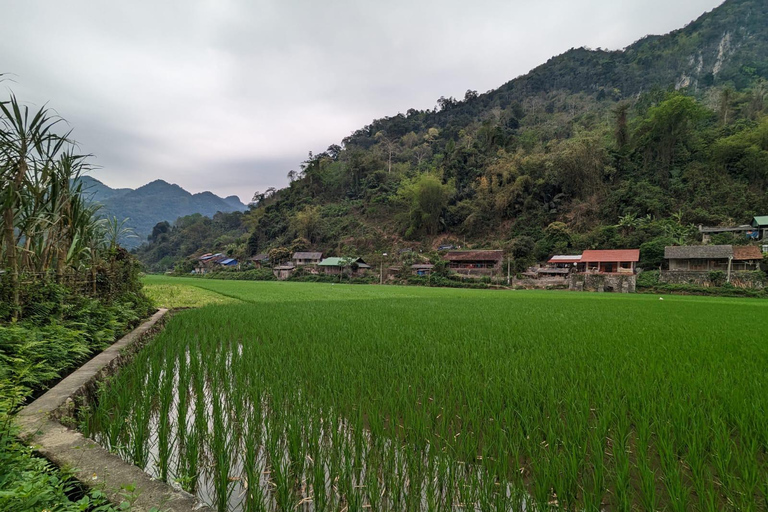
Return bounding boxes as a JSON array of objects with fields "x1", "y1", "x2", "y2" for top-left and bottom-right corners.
[{"x1": 105, "y1": 276, "x2": 768, "y2": 512}]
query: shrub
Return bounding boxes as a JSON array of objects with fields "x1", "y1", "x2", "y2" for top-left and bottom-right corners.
[
  {"x1": 636, "y1": 270, "x2": 660, "y2": 288},
  {"x1": 707, "y1": 270, "x2": 726, "y2": 287}
]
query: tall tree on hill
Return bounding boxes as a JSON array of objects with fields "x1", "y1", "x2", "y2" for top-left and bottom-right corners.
[
  {"x1": 398, "y1": 174, "x2": 455, "y2": 238},
  {"x1": 633, "y1": 93, "x2": 710, "y2": 186}
]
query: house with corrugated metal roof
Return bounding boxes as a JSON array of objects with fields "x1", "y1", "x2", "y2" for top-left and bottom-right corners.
[
  {"x1": 411, "y1": 263, "x2": 434, "y2": 276},
  {"x1": 318, "y1": 257, "x2": 371, "y2": 276},
  {"x1": 292, "y1": 252, "x2": 322, "y2": 266},
  {"x1": 699, "y1": 216, "x2": 768, "y2": 243}
]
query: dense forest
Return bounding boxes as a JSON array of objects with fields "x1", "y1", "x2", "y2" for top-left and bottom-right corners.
[{"x1": 136, "y1": 0, "x2": 768, "y2": 272}]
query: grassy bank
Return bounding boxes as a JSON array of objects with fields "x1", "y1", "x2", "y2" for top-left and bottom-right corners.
[{"x1": 0, "y1": 279, "x2": 154, "y2": 512}]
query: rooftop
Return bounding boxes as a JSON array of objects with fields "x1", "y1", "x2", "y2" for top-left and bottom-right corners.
[
  {"x1": 319, "y1": 257, "x2": 370, "y2": 268},
  {"x1": 580, "y1": 249, "x2": 640, "y2": 263},
  {"x1": 293, "y1": 252, "x2": 322, "y2": 260},
  {"x1": 444, "y1": 250, "x2": 504, "y2": 262},
  {"x1": 665, "y1": 245, "x2": 732, "y2": 259},
  {"x1": 548, "y1": 255, "x2": 582, "y2": 263},
  {"x1": 733, "y1": 245, "x2": 763, "y2": 260}
]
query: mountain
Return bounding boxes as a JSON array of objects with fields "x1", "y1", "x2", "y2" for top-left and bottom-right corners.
[
  {"x1": 79, "y1": 177, "x2": 247, "y2": 249},
  {"x1": 135, "y1": 0, "x2": 768, "y2": 272},
  {"x1": 79, "y1": 175, "x2": 132, "y2": 203}
]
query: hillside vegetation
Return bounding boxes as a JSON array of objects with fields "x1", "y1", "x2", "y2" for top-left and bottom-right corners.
[{"x1": 136, "y1": 0, "x2": 768, "y2": 272}]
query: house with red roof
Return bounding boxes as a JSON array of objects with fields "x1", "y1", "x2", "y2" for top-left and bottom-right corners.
[{"x1": 576, "y1": 249, "x2": 640, "y2": 275}]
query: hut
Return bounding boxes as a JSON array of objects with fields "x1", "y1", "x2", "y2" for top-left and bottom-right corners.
[
  {"x1": 272, "y1": 263, "x2": 296, "y2": 280},
  {"x1": 411, "y1": 263, "x2": 434, "y2": 276},
  {"x1": 250, "y1": 253, "x2": 270, "y2": 268}
]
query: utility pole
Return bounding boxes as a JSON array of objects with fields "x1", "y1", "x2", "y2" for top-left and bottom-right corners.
[
  {"x1": 380, "y1": 252, "x2": 388, "y2": 285},
  {"x1": 507, "y1": 256, "x2": 511, "y2": 286}
]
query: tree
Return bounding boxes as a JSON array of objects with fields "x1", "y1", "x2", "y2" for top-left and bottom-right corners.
[
  {"x1": 375, "y1": 131, "x2": 397, "y2": 173},
  {"x1": 150, "y1": 221, "x2": 171, "y2": 242},
  {"x1": 633, "y1": 93, "x2": 710, "y2": 185},
  {"x1": 614, "y1": 102, "x2": 630, "y2": 149},
  {"x1": 397, "y1": 174, "x2": 455, "y2": 238},
  {"x1": 290, "y1": 205, "x2": 322, "y2": 243}
]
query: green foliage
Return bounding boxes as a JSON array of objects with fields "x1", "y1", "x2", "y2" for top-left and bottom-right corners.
[
  {"x1": 708, "y1": 270, "x2": 727, "y2": 287},
  {"x1": 396, "y1": 173, "x2": 455, "y2": 238},
  {"x1": 636, "y1": 269, "x2": 661, "y2": 288},
  {"x1": 639, "y1": 237, "x2": 675, "y2": 269},
  {"x1": 201, "y1": 269, "x2": 276, "y2": 281}
]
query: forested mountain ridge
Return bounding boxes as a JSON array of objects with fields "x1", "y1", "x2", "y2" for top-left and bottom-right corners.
[
  {"x1": 79, "y1": 176, "x2": 247, "y2": 248},
  {"x1": 136, "y1": 0, "x2": 768, "y2": 272}
]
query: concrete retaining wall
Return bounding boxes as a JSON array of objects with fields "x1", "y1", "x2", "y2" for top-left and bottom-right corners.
[
  {"x1": 15, "y1": 309, "x2": 212, "y2": 512},
  {"x1": 570, "y1": 273, "x2": 637, "y2": 293}
]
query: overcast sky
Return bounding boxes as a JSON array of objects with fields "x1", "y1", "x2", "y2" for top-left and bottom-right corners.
[{"x1": 1, "y1": 0, "x2": 723, "y2": 202}]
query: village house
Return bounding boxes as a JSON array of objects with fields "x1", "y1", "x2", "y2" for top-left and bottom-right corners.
[
  {"x1": 195, "y1": 253, "x2": 227, "y2": 274},
  {"x1": 250, "y1": 253, "x2": 269, "y2": 268},
  {"x1": 218, "y1": 258, "x2": 238, "y2": 268},
  {"x1": 444, "y1": 250, "x2": 503, "y2": 276},
  {"x1": 576, "y1": 249, "x2": 639, "y2": 274},
  {"x1": 665, "y1": 245, "x2": 763, "y2": 272},
  {"x1": 272, "y1": 263, "x2": 295, "y2": 280},
  {"x1": 411, "y1": 263, "x2": 434, "y2": 276},
  {"x1": 699, "y1": 216, "x2": 768, "y2": 243},
  {"x1": 292, "y1": 252, "x2": 323, "y2": 266},
  {"x1": 318, "y1": 257, "x2": 371, "y2": 276},
  {"x1": 536, "y1": 255, "x2": 581, "y2": 277}
]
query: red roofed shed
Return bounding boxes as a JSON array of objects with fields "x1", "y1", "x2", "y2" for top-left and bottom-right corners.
[{"x1": 578, "y1": 249, "x2": 640, "y2": 274}]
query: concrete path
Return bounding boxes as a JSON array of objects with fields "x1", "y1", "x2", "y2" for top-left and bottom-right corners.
[{"x1": 16, "y1": 308, "x2": 213, "y2": 512}]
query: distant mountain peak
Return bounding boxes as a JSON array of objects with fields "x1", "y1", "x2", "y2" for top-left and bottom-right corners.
[{"x1": 79, "y1": 177, "x2": 247, "y2": 249}]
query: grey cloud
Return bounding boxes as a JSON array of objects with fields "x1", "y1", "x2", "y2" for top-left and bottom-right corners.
[{"x1": 0, "y1": 0, "x2": 724, "y2": 203}]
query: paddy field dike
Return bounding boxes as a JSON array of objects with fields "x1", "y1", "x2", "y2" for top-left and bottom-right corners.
[{"x1": 80, "y1": 276, "x2": 768, "y2": 511}]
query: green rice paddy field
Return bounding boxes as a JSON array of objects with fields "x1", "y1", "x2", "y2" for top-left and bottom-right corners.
[{"x1": 82, "y1": 276, "x2": 768, "y2": 511}]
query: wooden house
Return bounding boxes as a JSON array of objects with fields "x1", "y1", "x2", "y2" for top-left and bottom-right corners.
[
  {"x1": 750, "y1": 216, "x2": 768, "y2": 240},
  {"x1": 665, "y1": 245, "x2": 762, "y2": 272},
  {"x1": 292, "y1": 252, "x2": 323, "y2": 266},
  {"x1": 411, "y1": 263, "x2": 434, "y2": 276},
  {"x1": 577, "y1": 249, "x2": 639, "y2": 274},
  {"x1": 699, "y1": 216, "x2": 768, "y2": 243},
  {"x1": 444, "y1": 250, "x2": 503, "y2": 275},
  {"x1": 250, "y1": 253, "x2": 269, "y2": 268},
  {"x1": 318, "y1": 257, "x2": 371, "y2": 276}
]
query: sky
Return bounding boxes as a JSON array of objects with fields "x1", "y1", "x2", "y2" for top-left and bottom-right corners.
[{"x1": 0, "y1": 0, "x2": 724, "y2": 203}]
